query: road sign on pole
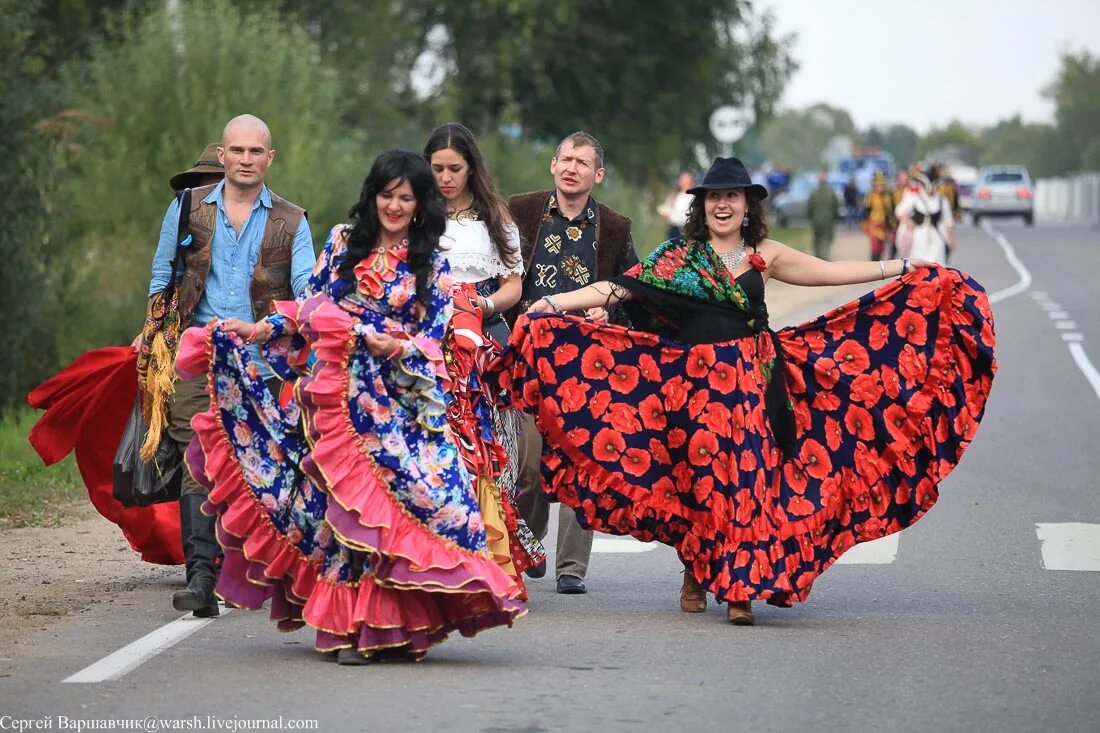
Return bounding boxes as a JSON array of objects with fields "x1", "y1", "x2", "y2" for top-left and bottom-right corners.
[{"x1": 709, "y1": 105, "x2": 752, "y2": 157}]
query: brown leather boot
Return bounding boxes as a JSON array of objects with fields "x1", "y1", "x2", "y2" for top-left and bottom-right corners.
[
  {"x1": 679, "y1": 570, "x2": 707, "y2": 613},
  {"x1": 727, "y1": 601, "x2": 755, "y2": 625}
]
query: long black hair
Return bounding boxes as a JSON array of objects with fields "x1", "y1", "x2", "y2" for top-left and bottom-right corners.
[
  {"x1": 682, "y1": 189, "x2": 769, "y2": 248},
  {"x1": 423, "y1": 122, "x2": 520, "y2": 270},
  {"x1": 337, "y1": 150, "x2": 446, "y2": 303}
]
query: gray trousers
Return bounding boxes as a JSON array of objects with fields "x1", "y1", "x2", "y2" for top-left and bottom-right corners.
[
  {"x1": 514, "y1": 413, "x2": 593, "y2": 579},
  {"x1": 167, "y1": 375, "x2": 210, "y2": 497}
]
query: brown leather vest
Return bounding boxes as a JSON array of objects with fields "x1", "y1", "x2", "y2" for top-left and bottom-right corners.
[
  {"x1": 175, "y1": 184, "x2": 307, "y2": 326},
  {"x1": 505, "y1": 190, "x2": 633, "y2": 326}
]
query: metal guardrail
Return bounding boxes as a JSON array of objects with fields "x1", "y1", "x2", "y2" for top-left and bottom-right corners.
[{"x1": 1035, "y1": 174, "x2": 1100, "y2": 225}]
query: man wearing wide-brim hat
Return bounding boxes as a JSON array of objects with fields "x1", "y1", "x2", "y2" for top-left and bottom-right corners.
[{"x1": 169, "y1": 142, "x2": 225, "y2": 192}]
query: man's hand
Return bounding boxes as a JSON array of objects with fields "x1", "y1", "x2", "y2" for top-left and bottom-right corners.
[{"x1": 585, "y1": 307, "x2": 609, "y2": 322}]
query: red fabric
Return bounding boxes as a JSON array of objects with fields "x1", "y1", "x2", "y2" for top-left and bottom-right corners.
[{"x1": 27, "y1": 347, "x2": 183, "y2": 565}]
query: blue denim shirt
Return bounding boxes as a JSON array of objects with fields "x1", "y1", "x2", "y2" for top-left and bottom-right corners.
[{"x1": 148, "y1": 180, "x2": 316, "y2": 379}]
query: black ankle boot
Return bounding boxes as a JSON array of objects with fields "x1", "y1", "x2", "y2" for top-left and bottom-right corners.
[{"x1": 173, "y1": 493, "x2": 220, "y2": 617}]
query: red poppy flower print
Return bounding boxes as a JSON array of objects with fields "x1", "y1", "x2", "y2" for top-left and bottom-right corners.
[
  {"x1": 798, "y1": 438, "x2": 833, "y2": 479},
  {"x1": 593, "y1": 328, "x2": 634, "y2": 352},
  {"x1": 708, "y1": 363, "x2": 738, "y2": 393},
  {"x1": 824, "y1": 415, "x2": 843, "y2": 451},
  {"x1": 826, "y1": 315, "x2": 857, "y2": 340},
  {"x1": 606, "y1": 403, "x2": 642, "y2": 434},
  {"x1": 866, "y1": 300, "x2": 896, "y2": 317},
  {"x1": 688, "y1": 388, "x2": 711, "y2": 420},
  {"x1": 813, "y1": 358, "x2": 840, "y2": 389},
  {"x1": 869, "y1": 321, "x2": 891, "y2": 351},
  {"x1": 834, "y1": 340, "x2": 871, "y2": 375},
  {"x1": 531, "y1": 319, "x2": 556, "y2": 348},
  {"x1": 639, "y1": 394, "x2": 667, "y2": 431},
  {"x1": 557, "y1": 377, "x2": 591, "y2": 413},
  {"x1": 895, "y1": 310, "x2": 928, "y2": 346},
  {"x1": 786, "y1": 494, "x2": 816, "y2": 517},
  {"x1": 783, "y1": 463, "x2": 808, "y2": 494},
  {"x1": 693, "y1": 475, "x2": 715, "y2": 504},
  {"x1": 580, "y1": 344, "x2": 615, "y2": 380},
  {"x1": 739, "y1": 447, "x2": 758, "y2": 473},
  {"x1": 844, "y1": 404, "x2": 875, "y2": 441},
  {"x1": 748, "y1": 252, "x2": 767, "y2": 272},
  {"x1": 804, "y1": 330, "x2": 827, "y2": 354},
  {"x1": 730, "y1": 403, "x2": 747, "y2": 443},
  {"x1": 849, "y1": 373, "x2": 884, "y2": 406},
  {"x1": 907, "y1": 280, "x2": 942, "y2": 314},
  {"x1": 593, "y1": 428, "x2": 626, "y2": 462},
  {"x1": 622, "y1": 448, "x2": 652, "y2": 477},
  {"x1": 661, "y1": 376, "x2": 691, "y2": 411},
  {"x1": 637, "y1": 353, "x2": 662, "y2": 382},
  {"x1": 702, "y1": 402, "x2": 732, "y2": 437},
  {"x1": 668, "y1": 428, "x2": 687, "y2": 449},
  {"x1": 898, "y1": 345, "x2": 928, "y2": 387},
  {"x1": 649, "y1": 438, "x2": 672, "y2": 466},
  {"x1": 537, "y1": 357, "x2": 559, "y2": 386},
  {"x1": 880, "y1": 364, "x2": 902, "y2": 399},
  {"x1": 687, "y1": 431, "x2": 719, "y2": 466},
  {"x1": 588, "y1": 389, "x2": 612, "y2": 420},
  {"x1": 812, "y1": 391, "x2": 841, "y2": 411},
  {"x1": 553, "y1": 343, "x2": 579, "y2": 366},
  {"x1": 609, "y1": 364, "x2": 640, "y2": 394},
  {"x1": 686, "y1": 345, "x2": 715, "y2": 378},
  {"x1": 564, "y1": 427, "x2": 590, "y2": 447}
]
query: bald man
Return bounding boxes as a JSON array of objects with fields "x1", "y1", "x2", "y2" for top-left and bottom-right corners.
[{"x1": 140, "y1": 114, "x2": 316, "y2": 617}]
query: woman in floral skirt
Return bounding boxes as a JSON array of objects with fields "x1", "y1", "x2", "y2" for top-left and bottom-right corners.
[
  {"x1": 176, "y1": 150, "x2": 525, "y2": 664},
  {"x1": 493, "y1": 156, "x2": 996, "y2": 625}
]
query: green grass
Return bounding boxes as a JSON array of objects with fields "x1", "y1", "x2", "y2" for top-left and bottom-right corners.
[
  {"x1": 0, "y1": 410, "x2": 87, "y2": 528},
  {"x1": 769, "y1": 226, "x2": 811, "y2": 253}
]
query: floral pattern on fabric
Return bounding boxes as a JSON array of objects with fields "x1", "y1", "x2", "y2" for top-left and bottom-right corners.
[
  {"x1": 623, "y1": 237, "x2": 753, "y2": 312},
  {"x1": 491, "y1": 265, "x2": 996, "y2": 606},
  {"x1": 179, "y1": 224, "x2": 524, "y2": 658}
]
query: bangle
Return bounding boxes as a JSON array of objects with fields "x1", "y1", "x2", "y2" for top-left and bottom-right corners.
[
  {"x1": 245, "y1": 323, "x2": 260, "y2": 344},
  {"x1": 878, "y1": 261, "x2": 886, "y2": 280},
  {"x1": 902, "y1": 258, "x2": 910, "y2": 275},
  {"x1": 482, "y1": 296, "x2": 495, "y2": 315},
  {"x1": 542, "y1": 295, "x2": 561, "y2": 312}
]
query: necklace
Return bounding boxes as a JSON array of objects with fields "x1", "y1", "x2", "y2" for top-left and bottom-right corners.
[
  {"x1": 371, "y1": 238, "x2": 408, "y2": 273},
  {"x1": 714, "y1": 241, "x2": 747, "y2": 273}
]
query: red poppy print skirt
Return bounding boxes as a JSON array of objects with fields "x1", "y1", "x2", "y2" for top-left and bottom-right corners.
[{"x1": 491, "y1": 265, "x2": 996, "y2": 605}]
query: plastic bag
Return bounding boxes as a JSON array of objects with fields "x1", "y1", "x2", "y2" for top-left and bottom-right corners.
[{"x1": 112, "y1": 397, "x2": 182, "y2": 507}]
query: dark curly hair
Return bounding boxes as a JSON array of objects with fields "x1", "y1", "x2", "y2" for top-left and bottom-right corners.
[
  {"x1": 337, "y1": 150, "x2": 446, "y2": 303},
  {"x1": 423, "y1": 122, "x2": 520, "y2": 271},
  {"x1": 682, "y1": 189, "x2": 769, "y2": 248}
]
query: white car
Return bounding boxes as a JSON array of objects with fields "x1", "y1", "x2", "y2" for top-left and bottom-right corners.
[{"x1": 971, "y1": 165, "x2": 1034, "y2": 226}]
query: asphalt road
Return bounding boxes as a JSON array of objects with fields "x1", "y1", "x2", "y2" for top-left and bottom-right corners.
[{"x1": 2, "y1": 221, "x2": 1098, "y2": 732}]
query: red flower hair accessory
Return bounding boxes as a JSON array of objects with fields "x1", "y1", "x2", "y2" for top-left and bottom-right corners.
[{"x1": 748, "y1": 252, "x2": 768, "y2": 272}]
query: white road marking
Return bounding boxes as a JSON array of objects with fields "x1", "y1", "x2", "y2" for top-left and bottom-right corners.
[
  {"x1": 62, "y1": 607, "x2": 231, "y2": 683},
  {"x1": 1062, "y1": 332, "x2": 1085, "y2": 342},
  {"x1": 591, "y1": 537, "x2": 657, "y2": 554},
  {"x1": 1035, "y1": 523, "x2": 1100, "y2": 572},
  {"x1": 1048, "y1": 311, "x2": 1069, "y2": 319},
  {"x1": 982, "y1": 221, "x2": 1033, "y2": 303},
  {"x1": 835, "y1": 534, "x2": 900, "y2": 565},
  {"x1": 1055, "y1": 321, "x2": 1079, "y2": 330},
  {"x1": 1039, "y1": 302, "x2": 1062, "y2": 310},
  {"x1": 1031, "y1": 291, "x2": 1048, "y2": 300},
  {"x1": 1067, "y1": 343, "x2": 1100, "y2": 402}
]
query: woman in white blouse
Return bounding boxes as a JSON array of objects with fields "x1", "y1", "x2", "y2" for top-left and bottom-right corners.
[
  {"x1": 423, "y1": 123, "x2": 543, "y2": 586},
  {"x1": 895, "y1": 170, "x2": 955, "y2": 264}
]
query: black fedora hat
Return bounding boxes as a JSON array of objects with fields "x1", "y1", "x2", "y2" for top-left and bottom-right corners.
[{"x1": 687, "y1": 156, "x2": 768, "y2": 201}]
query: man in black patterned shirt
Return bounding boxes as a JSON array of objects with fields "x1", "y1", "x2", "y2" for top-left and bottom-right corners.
[{"x1": 505, "y1": 131, "x2": 638, "y2": 594}]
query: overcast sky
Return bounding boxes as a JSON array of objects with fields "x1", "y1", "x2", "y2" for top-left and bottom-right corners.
[{"x1": 762, "y1": 0, "x2": 1100, "y2": 133}]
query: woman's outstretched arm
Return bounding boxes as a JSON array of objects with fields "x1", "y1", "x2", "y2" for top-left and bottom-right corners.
[{"x1": 766, "y1": 239, "x2": 930, "y2": 287}]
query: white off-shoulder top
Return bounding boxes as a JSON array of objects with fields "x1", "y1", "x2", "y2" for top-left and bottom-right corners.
[{"x1": 440, "y1": 218, "x2": 524, "y2": 284}]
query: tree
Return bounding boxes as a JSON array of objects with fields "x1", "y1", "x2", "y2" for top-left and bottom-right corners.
[
  {"x1": 435, "y1": 0, "x2": 796, "y2": 183},
  {"x1": 980, "y1": 116, "x2": 1065, "y2": 178},
  {"x1": 916, "y1": 120, "x2": 981, "y2": 163},
  {"x1": 873, "y1": 125, "x2": 920, "y2": 169},
  {"x1": 755, "y1": 104, "x2": 856, "y2": 170},
  {"x1": 1044, "y1": 50, "x2": 1100, "y2": 173}
]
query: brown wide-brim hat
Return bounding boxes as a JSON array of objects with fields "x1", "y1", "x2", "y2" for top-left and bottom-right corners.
[
  {"x1": 687, "y1": 156, "x2": 769, "y2": 201},
  {"x1": 169, "y1": 142, "x2": 224, "y2": 191}
]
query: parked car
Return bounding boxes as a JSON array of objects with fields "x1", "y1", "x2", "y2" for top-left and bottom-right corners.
[
  {"x1": 771, "y1": 173, "x2": 842, "y2": 226},
  {"x1": 971, "y1": 165, "x2": 1034, "y2": 225}
]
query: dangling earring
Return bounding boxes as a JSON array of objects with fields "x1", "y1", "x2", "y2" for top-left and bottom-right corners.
[
  {"x1": 742, "y1": 213, "x2": 750, "y2": 228},
  {"x1": 413, "y1": 210, "x2": 423, "y2": 226}
]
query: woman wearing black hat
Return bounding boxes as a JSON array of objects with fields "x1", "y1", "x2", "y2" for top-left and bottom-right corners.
[{"x1": 493, "y1": 156, "x2": 997, "y2": 625}]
